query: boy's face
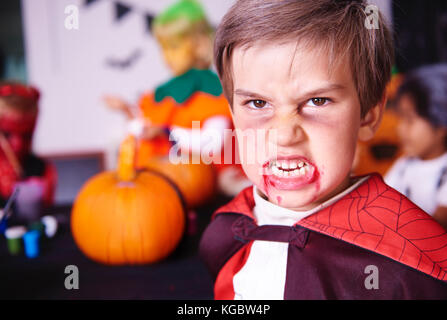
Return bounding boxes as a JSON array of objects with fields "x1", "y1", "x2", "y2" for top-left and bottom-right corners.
[
  {"x1": 158, "y1": 34, "x2": 196, "y2": 76},
  {"x1": 396, "y1": 94, "x2": 446, "y2": 160},
  {"x1": 0, "y1": 105, "x2": 37, "y2": 160},
  {"x1": 231, "y1": 41, "x2": 380, "y2": 211}
]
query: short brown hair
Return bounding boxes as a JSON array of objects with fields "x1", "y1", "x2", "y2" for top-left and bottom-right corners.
[{"x1": 214, "y1": 0, "x2": 394, "y2": 117}]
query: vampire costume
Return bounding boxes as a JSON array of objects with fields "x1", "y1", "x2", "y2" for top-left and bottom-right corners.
[{"x1": 200, "y1": 174, "x2": 447, "y2": 299}]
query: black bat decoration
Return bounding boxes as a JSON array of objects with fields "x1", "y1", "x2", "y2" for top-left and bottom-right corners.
[{"x1": 105, "y1": 49, "x2": 142, "y2": 69}]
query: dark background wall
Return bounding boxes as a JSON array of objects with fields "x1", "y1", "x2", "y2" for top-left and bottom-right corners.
[
  {"x1": 0, "y1": 0, "x2": 26, "y2": 81},
  {"x1": 393, "y1": 0, "x2": 447, "y2": 73}
]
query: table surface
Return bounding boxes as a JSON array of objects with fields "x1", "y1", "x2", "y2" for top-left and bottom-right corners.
[{"x1": 0, "y1": 195, "x2": 232, "y2": 299}]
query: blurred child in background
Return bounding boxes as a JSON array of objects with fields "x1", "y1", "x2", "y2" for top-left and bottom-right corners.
[
  {"x1": 385, "y1": 64, "x2": 447, "y2": 228},
  {"x1": 0, "y1": 82, "x2": 56, "y2": 224},
  {"x1": 104, "y1": 0, "x2": 250, "y2": 197}
]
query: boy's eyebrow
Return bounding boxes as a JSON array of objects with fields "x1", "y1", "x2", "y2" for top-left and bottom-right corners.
[
  {"x1": 234, "y1": 89, "x2": 272, "y2": 101},
  {"x1": 299, "y1": 84, "x2": 347, "y2": 97},
  {"x1": 234, "y1": 84, "x2": 346, "y2": 100}
]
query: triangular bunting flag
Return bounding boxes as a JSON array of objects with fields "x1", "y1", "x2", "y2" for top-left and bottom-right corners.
[
  {"x1": 115, "y1": 2, "x2": 132, "y2": 22},
  {"x1": 145, "y1": 14, "x2": 155, "y2": 33},
  {"x1": 84, "y1": 0, "x2": 100, "y2": 6}
]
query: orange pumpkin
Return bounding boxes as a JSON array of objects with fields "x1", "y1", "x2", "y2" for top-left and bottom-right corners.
[
  {"x1": 71, "y1": 136, "x2": 185, "y2": 265},
  {"x1": 143, "y1": 155, "x2": 216, "y2": 209}
]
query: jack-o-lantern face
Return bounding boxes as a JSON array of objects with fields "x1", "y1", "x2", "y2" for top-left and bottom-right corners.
[{"x1": 354, "y1": 109, "x2": 402, "y2": 176}]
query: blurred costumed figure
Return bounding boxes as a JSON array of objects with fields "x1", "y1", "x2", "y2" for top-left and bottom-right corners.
[
  {"x1": 384, "y1": 64, "x2": 447, "y2": 228},
  {"x1": 0, "y1": 82, "x2": 56, "y2": 224},
  {"x1": 105, "y1": 0, "x2": 250, "y2": 199}
]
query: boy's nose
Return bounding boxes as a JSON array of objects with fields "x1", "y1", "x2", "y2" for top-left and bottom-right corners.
[{"x1": 271, "y1": 115, "x2": 306, "y2": 147}]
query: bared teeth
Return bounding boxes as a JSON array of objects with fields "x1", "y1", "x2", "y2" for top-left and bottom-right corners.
[
  {"x1": 271, "y1": 160, "x2": 307, "y2": 170},
  {"x1": 272, "y1": 165, "x2": 280, "y2": 175},
  {"x1": 269, "y1": 159, "x2": 311, "y2": 177}
]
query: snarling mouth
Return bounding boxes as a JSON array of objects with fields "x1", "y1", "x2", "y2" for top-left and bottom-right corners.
[
  {"x1": 268, "y1": 159, "x2": 312, "y2": 178},
  {"x1": 262, "y1": 156, "x2": 318, "y2": 190}
]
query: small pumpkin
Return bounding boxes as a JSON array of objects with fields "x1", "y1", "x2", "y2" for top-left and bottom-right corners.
[
  {"x1": 143, "y1": 155, "x2": 216, "y2": 209},
  {"x1": 71, "y1": 135, "x2": 185, "y2": 265}
]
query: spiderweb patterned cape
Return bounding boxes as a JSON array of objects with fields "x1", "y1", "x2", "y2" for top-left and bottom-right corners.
[{"x1": 209, "y1": 173, "x2": 447, "y2": 299}]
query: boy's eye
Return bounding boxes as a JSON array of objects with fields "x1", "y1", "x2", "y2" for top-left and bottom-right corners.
[
  {"x1": 248, "y1": 100, "x2": 267, "y2": 109},
  {"x1": 307, "y1": 98, "x2": 330, "y2": 107}
]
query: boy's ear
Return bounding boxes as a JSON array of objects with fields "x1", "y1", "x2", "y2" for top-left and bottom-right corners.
[{"x1": 358, "y1": 93, "x2": 387, "y2": 142}]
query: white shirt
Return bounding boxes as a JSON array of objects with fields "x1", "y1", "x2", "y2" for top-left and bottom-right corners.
[
  {"x1": 232, "y1": 176, "x2": 370, "y2": 300},
  {"x1": 384, "y1": 153, "x2": 447, "y2": 215}
]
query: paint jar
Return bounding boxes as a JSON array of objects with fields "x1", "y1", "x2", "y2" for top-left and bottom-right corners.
[
  {"x1": 23, "y1": 230, "x2": 41, "y2": 258},
  {"x1": 5, "y1": 226, "x2": 27, "y2": 255}
]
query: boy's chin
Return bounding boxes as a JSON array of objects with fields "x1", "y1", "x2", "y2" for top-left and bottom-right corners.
[{"x1": 265, "y1": 188, "x2": 321, "y2": 212}]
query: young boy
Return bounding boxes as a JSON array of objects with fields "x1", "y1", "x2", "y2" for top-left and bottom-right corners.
[
  {"x1": 104, "y1": 0, "x2": 249, "y2": 197},
  {"x1": 385, "y1": 64, "x2": 447, "y2": 228},
  {"x1": 199, "y1": 0, "x2": 447, "y2": 299},
  {"x1": 0, "y1": 82, "x2": 56, "y2": 222}
]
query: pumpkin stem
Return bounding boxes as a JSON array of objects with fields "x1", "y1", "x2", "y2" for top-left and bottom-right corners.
[{"x1": 117, "y1": 135, "x2": 137, "y2": 181}]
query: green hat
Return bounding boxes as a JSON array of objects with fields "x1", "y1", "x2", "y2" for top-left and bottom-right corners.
[{"x1": 153, "y1": 0, "x2": 208, "y2": 33}]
